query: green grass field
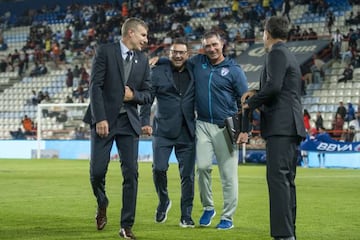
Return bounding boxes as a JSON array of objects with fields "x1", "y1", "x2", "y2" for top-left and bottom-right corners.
[{"x1": 0, "y1": 159, "x2": 359, "y2": 240}]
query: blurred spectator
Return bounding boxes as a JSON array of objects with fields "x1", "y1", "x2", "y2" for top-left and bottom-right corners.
[
  {"x1": 231, "y1": 0, "x2": 241, "y2": 22},
  {"x1": 0, "y1": 35, "x2": 8, "y2": 51},
  {"x1": 332, "y1": 113, "x2": 344, "y2": 138},
  {"x1": 73, "y1": 65, "x2": 81, "y2": 79},
  {"x1": 193, "y1": 23, "x2": 205, "y2": 39},
  {"x1": 345, "y1": 102, "x2": 356, "y2": 122},
  {"x1": 0, "y1": 58, "x2": 7, "y2": 72},
  {"x1": 304, "y1": 109, "x2": 311, "y2": 132},
  {"x1": 65, "y1": 95, "x2": 74, "y2": 103},
  {"x1": 341, "y1": 47, "x2": 353, "y2": 65},
  {"x1": 336, "y1": 101, "x2": 347, "y2": 119},
  {"x1": 315, "y1": 111, "x2": 324, "y2": 131},
  {"x1": 331, "y1": 29, "x2": 343, "y2": 60},
  {"x1": 343, "y1": 125, "x2": 355, "y2": 142},
  {"x1": 37, "y1": 90, "x2": 45, "y2": 103},
  {"x1": 66, "y1": 68, "x2": 74, "y2": 87},
  {"x1": 326, "y1": 11, "x2": 335, "y2": 34},
  {"x1": 11, "y1": 49, "x2": 20, "y2": 66},
  {"x1": 338, "y1": 64, "x2": 353, "y2": 83},
  {"x1": 345, "y1": 11, "x2": 360, "y2": 25},
  {"x1": 281, "y1": 0, "x2": 291, "y2": 23},
  {"x1": 80, "y1": 68, "x2": 90, "y2": 86},
  {"x1": 30, "y1": 62, "x2": 48, "y2": 77},
  {"x1": 316, "y1": 127, "x2": 328, "y2": 168},
  {"x1": 50, "y1": 41, "x2": 60, "y2": 67},
  {"x1": 64, "y1": 25, "x2": 72, "y2": 48},
  {"x1": 29, "y1": 90, "x2": 38, "y2": 105},
  {"x1": 21, "y1": 115, "x2": 34, "y2": 135},
  {"x1": 308, "y1": 28, "x2": 318, "y2": 40},
  {"x1": 74, "y1": 126, "x2": 86, "y2": 140},
  {"x1": 349, "y1": 111, "x2": 360, "y2": 142},
  {"x1": 41, "y1": 92, "x2": 52, "y2": 117},
  {"x1": 43, "y1": 91, "x2": 51, "y2": 102},
  {"x1": 9, "y1": 128, "x2": 26, "y2": 140}
]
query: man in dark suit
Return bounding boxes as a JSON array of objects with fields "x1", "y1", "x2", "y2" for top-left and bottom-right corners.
[
  {"x1": 83, "y1": 17, "x2": 152, "y2": 240},
  {"x1": 141, "y1": 39, "x2": 196, "y2": 228},
  {"x1": 238, "y1": 16, "x2": 306, "y2": 240}
]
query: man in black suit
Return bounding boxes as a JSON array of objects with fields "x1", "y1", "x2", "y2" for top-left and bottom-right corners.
[
  {"x1": 141, "y1": 39, "x2": 196, "y2": 228},
  {"x1": 238, "y1": 16, "x2": 306, "y2": 240},
  {"x1": 83, "y1": 17, "x2": 152, "y2": 240}
]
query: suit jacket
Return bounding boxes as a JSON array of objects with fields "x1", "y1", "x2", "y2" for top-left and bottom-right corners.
[
  {"x1": 247, "y1": 42, "x2": 306, "y2": 139},
  {"x1": 83, "y1": 42, "x2": 152, "y2": 135},
  {"x1": 141, "y1": 62, "x2": 195, "y2": 139}
]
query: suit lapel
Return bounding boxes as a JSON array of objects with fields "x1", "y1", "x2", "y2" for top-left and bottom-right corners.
[
  {"x1": 183, "y1": 64, "x2": 194, "y2": 95},
  {"x1": 164, "y1": 65, "x2": 176, "y2": 89},
  {"x1": 115, "y1": 44, "x2": 125, "y2": 86},
  {"x1": 128, "y1": 51, "x2": 137, "y2": 80}
]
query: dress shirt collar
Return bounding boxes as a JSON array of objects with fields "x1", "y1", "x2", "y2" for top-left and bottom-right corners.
[{"x1": 120, "y1": 40, "x2": 132, "y2": 60}]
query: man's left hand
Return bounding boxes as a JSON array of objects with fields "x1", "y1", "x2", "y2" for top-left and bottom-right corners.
[{"x1": 124, "y1": 86, "x2": 134, "y2": 101}]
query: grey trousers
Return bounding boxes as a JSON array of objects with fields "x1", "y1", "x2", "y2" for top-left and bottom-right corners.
[{"x1": 196, "y1": 120, "x2": 238, "y2": 221}]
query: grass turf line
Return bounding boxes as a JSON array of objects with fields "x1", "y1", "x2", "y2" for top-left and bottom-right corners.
[{"x1": 0, "y1": 159, "x2": 359, "y2": 240}]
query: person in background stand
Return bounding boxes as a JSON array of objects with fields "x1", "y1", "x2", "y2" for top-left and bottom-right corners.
[
  {"x1": 21, "y1": 115, "x2": 33, "y2": 135},
  {"x1": 316, "y1": 126, "x2": 328, "y2": 168},
  {"x1": 349, "y1": 111, "x2": 360, "y2": 142},
  {"x1": 83, "y1": 17, "x2": 151, "y2": 240},
  {"x1": 141, "y1": 39, "x2": 196, "y2": 228},
  {"x1": 336, "y1": 101, "x2": 347, "y2": 120},
  {"x1": 281, "y1": 0, "x2": 291, "y2": 23},
  {"x1": 303, "y1": 109, "x2": 311, "y2": 132},
  {"x1": 238, "y1": 16, "x2": 306, "y2": 240},
  {"x1": 315, "y1": 111, "x2": 324, "y2": 131}
]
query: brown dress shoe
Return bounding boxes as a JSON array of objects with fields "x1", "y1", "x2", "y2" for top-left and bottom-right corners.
[
  {"x1": 119, "y1": 227, "x2": 136, "y2": 239},
  {"x1": 95, "y1": 207, "x2": 107, "y2": 230}
]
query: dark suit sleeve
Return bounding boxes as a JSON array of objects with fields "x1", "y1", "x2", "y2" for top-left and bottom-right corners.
[
  {"x1": 129, "y1": 56, "x2": 152, "y2": 105},
  {"x1": 89, "y1": 44, "x2": 107, "y2": 123},
  {"x1": 247, "y1": 49, "x2": 287, "y2": 109},
  {"x1": 139, "y1": 64, "x2": 158, "y2": 126}
]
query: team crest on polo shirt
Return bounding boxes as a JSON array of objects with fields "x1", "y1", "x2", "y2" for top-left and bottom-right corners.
[
  {"x1": 221, "y1": 67, "x2": 229, "y2": 76},
  {"x1": 202, "y1": 63, "x2": 207, "y2": 69}
]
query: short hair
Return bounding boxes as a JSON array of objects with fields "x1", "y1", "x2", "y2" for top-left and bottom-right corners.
[
  {"x1": 171, "y1": 38, "x2": 188, "y2": 49},
  {"x1": 264, "y1": 16, "x2": 289, "y2": 40},
  {"x1": 201, "y1": 30, "x2": 223, "y2": 42},
  {"x1": 121, "y1": 17, "x2": 148, "y2": 36}
]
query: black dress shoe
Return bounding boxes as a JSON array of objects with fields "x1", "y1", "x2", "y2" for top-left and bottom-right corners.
[
  {"x1": 95, "y1": 207, "x2": 107, "y2": 230},
  {"x1": 179, "y1": 218, "x2": 195, "y2": 228},
  {"x1": 119, "y1": 227, "x2": 136, "y2": 239}
]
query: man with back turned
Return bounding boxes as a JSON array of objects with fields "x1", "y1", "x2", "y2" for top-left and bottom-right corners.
[{"x1": 238, "y1": 16, "x2": 306, "y2": 240}]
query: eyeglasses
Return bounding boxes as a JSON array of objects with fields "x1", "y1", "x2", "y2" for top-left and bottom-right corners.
[{"x1": 170, "y1": 50, "x2": 187, "y2": 56}]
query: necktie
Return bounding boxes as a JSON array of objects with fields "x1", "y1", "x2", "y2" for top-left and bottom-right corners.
[{"x1": 125, "y1": 51, "x2": 132, "y2": 62}]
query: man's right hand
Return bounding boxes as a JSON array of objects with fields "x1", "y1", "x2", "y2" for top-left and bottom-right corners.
[
  {"x1": 236, "y1": 132, "x2": 249, "y2": 144},
  {"x1": 96, "y1": 120, "x2": 109, "y2": 138},
  {"x1": 241, "y1": 90, "x2": 256, "y2": 104},
  {"x1": 141, "y1": 125, "x2": 153, "y2": 136}
]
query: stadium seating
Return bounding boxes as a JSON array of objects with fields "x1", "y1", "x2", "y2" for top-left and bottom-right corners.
[{"x1": 0, "y1": 0, "x2": 358, "y2": 141}]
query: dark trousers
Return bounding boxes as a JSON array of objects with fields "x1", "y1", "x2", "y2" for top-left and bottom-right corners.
[
  {"x1": 152, "y1": 125, "x2": 195, "y2": 220},
  {"x1": 266, "y1": 136, "x2": 299, "y2": 238},
  {"x1": 90, "y1": 113, "x2": 139, "y2": 228}
]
